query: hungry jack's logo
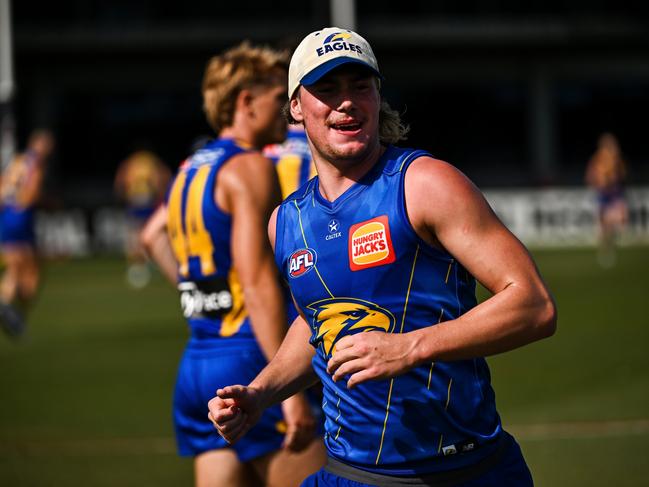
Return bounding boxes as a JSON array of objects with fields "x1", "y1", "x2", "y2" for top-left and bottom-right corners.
[
  {"x1": 348, "y1": 215, "x2": 396, "y2": 271},
  {"x1": 308, "y1": 298, "x2": 396, "y2": 357}
]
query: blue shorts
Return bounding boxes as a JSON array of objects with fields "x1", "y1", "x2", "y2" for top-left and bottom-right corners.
[
  {"x1": 0, "y1": 206, "x2": 35, "y2": 245},
  {"x1": 301, "y1": 432, "x2": 533, "y2": 487},
  {"x1": 173, "y1": 337, "x2": 285, "y2": 461},
  {"x1": 597, "y1": 189, "x2": 625, "y2": 210}
]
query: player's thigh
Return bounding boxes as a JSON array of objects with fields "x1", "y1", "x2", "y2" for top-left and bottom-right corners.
[
  {"x1": 1, "y1": 247, "x2": 22, "y2": 271},
  {"x1": 19, "y1": 250, "x2": 39, "y2": 281},
  {"x1": 194, "y1": 448, "x2": 255, "y2": 487},
  {"x1": 250, "y1": 437, "x2": 327, "y2": 487}
]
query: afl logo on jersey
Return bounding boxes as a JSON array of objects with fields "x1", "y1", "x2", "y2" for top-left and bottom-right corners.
[
  {"x1": 348, "y1": 215, "x2": 396, "y2": 271},
  {"x1": 307, "y1": 298, "x2": 396, "y2": 357},
  {"x1": 288, "y1": 248, "x2": 317, "y2": 278}
]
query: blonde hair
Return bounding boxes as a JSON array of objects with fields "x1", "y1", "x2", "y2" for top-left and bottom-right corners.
[
  {"x1": 378, "y1": 100, "x2": 409, "y2": 144},
  {"x1": 202, "y1": 42, "x2": 289, "y2": 134}
]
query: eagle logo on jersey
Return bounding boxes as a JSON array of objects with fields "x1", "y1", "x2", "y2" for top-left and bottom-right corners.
[{"x1": 307, "y1": 298, "x2": 396, "y2": 357}]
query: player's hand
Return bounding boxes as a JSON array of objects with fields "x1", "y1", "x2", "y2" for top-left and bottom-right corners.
[
  {"x1": 280, "y1": 393, "x2": 316, "y2": 452},
  {"x1": 326, "y1": 331, "x2": 417, "y2": 388},
  {"x1": 207, "y1": 385, "x2": 263, "y2": 444}
]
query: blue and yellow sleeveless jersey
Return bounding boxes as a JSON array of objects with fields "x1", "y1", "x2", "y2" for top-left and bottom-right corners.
[
  {"x1": 264, "y1": 127, "x2": 316, "y2": 199},
  {"x1": 166, "y1": 138, "x2": 252, "y2": 340},
  {"x1": 274, "y1": 145, "x2": 502, "y2": 475}
]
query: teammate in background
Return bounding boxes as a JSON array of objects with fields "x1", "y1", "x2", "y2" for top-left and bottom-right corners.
[
  {"x1": 209, "y1": 27, "x2": 557, "y2": 486},
  {"x1": 0, "y1": 129, "x2": 54, "y2": 338},
  {"x1": 114, "y1": 148, "x2": 171, "y2": 288},
  {"x1": 140, "y1": 42, "x2": 325, "y2": 487},
  {"x1": 585, "y1": 132, "x2": 629, "y2": 267},
  {"x1": 264, "y1": 125, "x2": 316, "y2": 200},
  {"x1": 264, "y1": 125, "x2": 317, "y2": 326}
]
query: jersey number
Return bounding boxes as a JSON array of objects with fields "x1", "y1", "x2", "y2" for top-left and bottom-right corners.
[{"x1": 167, "y1": 166, "x2": 216, "y2": 277}]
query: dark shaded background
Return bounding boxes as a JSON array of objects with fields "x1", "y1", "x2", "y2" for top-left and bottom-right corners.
[{"x1": 10, "y1": 0, "x2": 649, "y2": 209}]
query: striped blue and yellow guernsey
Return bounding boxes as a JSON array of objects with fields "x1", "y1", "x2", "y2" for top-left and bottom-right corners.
[
  {"x1": 274, "y1": 145, "x2": 502, "y2": 475},
  {"x1": 166, "y1": 138, "x2": 250, "y2": 340},
  {"x1": 264, "y1": 127, "x2": 317, "y2": 200}
]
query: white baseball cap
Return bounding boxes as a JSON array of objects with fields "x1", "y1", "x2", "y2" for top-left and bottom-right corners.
[{"x1": 288, "y1": 27, "x2": 382, "y2": 99}]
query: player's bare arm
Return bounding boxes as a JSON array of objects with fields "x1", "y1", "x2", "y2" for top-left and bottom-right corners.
[
  {"x1": 140, "y1": 205, "x2": 178, "y2": 285},
  {"x1": 210, "y1": 207, "x2": 319, "y2": 445},
  {"x1": 328, "y1": 156, "x2": 556, "y2": 387},
  {"x1": 218, "y1": 151, "x2": 287, "y2": 362},
  {"x1": 215, "y1": 156, "x2": 319, "y2": 451},
  {"x1": 18, "y1": 162, "x2": 44, "y2": 207}
]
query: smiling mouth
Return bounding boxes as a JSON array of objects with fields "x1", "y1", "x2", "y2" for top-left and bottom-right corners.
[{"x1": 331, "y1": 121, "x2": 362, "y2": 132}]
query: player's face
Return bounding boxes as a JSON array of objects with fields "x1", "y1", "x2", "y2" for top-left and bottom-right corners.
[
  {"x1": 249, "y1": 71, "x2": 288, "y2": 147},
  {"x1": 291, "y1": 65, "x2": 381, "y2": 164}
]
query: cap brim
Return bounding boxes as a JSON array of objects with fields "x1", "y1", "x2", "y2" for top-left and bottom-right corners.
[{"x1": 300, "y1": 57, "x2": 383, "y2": 87}]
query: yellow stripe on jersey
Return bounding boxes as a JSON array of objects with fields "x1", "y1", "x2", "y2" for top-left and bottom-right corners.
[
  {"x1": 185, "y1": 165, "x2": 216, "y2": 276},
  {"x1": 398, "y1": 245, "x2": 419, "y2": 334},
  {"x1": 445, "y1": 260, "x2": 454, "y2": 284},
  {"x1": 376, "y1": 247, "x2": 420, "y2": 464},
  {"x1": 220, "y1": 268, "x2": 247, "y2": 337},
  {"x1": 427, "y1": 363, "x2": 435, "y2": 390},
  {"x1": 375, "y1": 379, "x2": 395, "y2": 464},
  {"x1": 437, "y1": 366, "x2": 454, "y2": 455},
  {"x1": 427, "y1": 308, "x2": 445, "y2": 389},
  {"x1": 334, "y1": 395, "x2": 343, "y2": 440},
  {"x1": 276, "y1": 154, "x2": 302, "y2": 199},
  {"x1": 167, "y1": 172, "x2": 189, "y2": 277},
  {"x1": 294, "y1": 200, "x2": 334, "y2": 298},
  {"x1": 445, "y1": 378, "x2": 453, "y2": 409}
]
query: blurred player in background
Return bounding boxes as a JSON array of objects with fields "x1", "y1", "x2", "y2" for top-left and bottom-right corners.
[
  {"x1": 264, "y1": 125, "x2": 316, "y2": 200},
  {"x1": 0, "y1": 129, "x2": 53, "y2": 338},
  {"x1": 209, "y1": 27, "x2": 557, "y2": 486},
  {"x1": 141, "y1": 42, "x2": 325, "y2": 487},
  {"x1": 585, "y1": 132, "x2": 629, "y2": 267},
  {"x1": 114, "y1": 148, "x2": 171, "y2": 288},
  {"x1": 264, "y1": 125, "x2": 316, "y2": 326}
]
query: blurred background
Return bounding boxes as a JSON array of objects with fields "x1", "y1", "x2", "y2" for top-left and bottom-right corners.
[{"x1": 1, "y1": 1, "x2": 648, "y2": 486}]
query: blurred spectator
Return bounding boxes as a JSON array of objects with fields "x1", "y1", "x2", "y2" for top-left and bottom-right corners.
[
  {"x1": 585, "y1": 132, "x2": 629, "y2": 267},
  {"x1": 0, "y1": 129, "x2": 54, "y2": 338},
  {"x1": 114, "y1": 148, "x2": 171, "y2": 288}
]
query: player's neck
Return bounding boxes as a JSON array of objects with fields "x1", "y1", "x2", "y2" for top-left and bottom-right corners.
[
  {"x1": 314, "y1": 143, "x2": 385, "y2": 202},
  {"x1": 219, "y1": 126, "x2": 260, "y2": 151}
]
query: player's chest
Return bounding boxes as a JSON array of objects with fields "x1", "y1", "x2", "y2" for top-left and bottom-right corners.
[{"x1": 284, "y1": 206, "x2": 407, "y2": 303}]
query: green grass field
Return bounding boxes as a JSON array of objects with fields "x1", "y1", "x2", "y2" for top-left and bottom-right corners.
[{"x1": 1, "y1": 247, "x2": 648, "y2": 486}]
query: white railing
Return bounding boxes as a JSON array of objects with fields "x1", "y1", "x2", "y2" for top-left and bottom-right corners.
[
  {"x1": 484, "y1": 187, "x2": 649, "y2": 247},
  {"x1": 31, "y1": 187, "x2": 649, "y2": 257}
]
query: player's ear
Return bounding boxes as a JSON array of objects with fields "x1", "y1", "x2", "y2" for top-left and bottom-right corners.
[
  {"x1": 289, "y1": 93, "x2": 304, "y2": 123},
  {"x1": 236, "y1": 89, "x2": 255, "y2": 114}
]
